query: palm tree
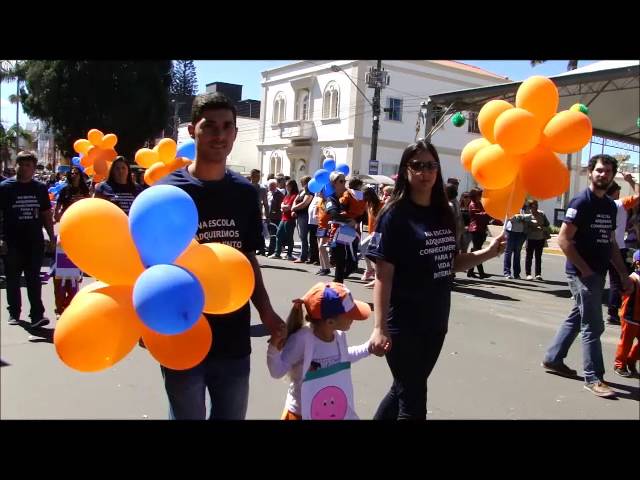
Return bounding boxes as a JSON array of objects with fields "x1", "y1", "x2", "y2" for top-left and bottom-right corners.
[
  {"x1": 530, "y1": 60, "x2": 579, "y2": 71},
  {"x1": 1, "y1": 60, "x2": 26, "y2": 156}
]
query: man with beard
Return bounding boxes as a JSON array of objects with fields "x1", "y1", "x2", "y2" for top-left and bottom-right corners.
[{"x1": 542, "y1": 155, "x2": 632, "y2": 398}]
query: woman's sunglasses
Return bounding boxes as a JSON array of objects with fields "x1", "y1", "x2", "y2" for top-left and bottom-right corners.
[{"x1": 408, "y1": 160, "x2": 439, "y2": 172}]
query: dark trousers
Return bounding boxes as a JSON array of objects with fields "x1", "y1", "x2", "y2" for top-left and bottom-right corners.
[
  {"x1": 525, "y1": 239, "x2": 545, "y2": 276},
  {"x1": 467, "y1": 231, "x2": 487, "y2": 275},
  {"x1": 608, "y1": 248, "x2": 630, "y2": 318},
  {"x1": 266, "y1": 219, "x2": 280, "y2": 256},
  {"x1": 374, "y1": 330, "x2": 447, "y2": 420},
  {"x1": 503, "y1": 230, "x2": 526, "y2": 277},
  {"x1": 333, "y1": 238, "x2": 359, "y2": 283},
  {"x1": 308, "y1": 224, "x2": 319, "y2": 262},
  {"x1": 275, "y1": 219, "x2": 295, "y2": 257},
  {"x1": 4, "y1": 242, "x2": 45, "y2": 320}
]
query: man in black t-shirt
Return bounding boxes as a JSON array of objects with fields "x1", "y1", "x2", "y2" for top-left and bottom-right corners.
[
  {"x1": 0, "y1": 152, "x2": 55, "y2": 327},
  {"x1": 155, "y1": 93, "x2": 286, "y2": 420},
  {"x1": 543, "y1": 155, "x2": 632, "y2": 399}
]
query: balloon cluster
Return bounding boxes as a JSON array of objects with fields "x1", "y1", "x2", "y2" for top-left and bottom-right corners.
[
  {"x1": 308, "y1": 158, "x2": 351, "y2": 195},
  {"x1": 135, "y1": 138, "x2": 193, "y2": 186},
  {"x1": 73, "y1": 129, "x2": 119, "y2": 183},
  {"x1": 460, "y1": 76, "x2": 593, "y2": 219},
  {"x1": 48, "y1": 180, "x2": 66, "y2": 201},
  {"x1": 54, "y1": 185, "x2": 255, "y2": 372}
]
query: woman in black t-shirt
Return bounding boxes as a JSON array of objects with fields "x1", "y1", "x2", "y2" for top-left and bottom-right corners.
[
  {"x1": 366, "y1": 140, "x2": 506, "y2": 420},
  {"x1": 94, "y1": 156, "x2": 142, "y2": 215}
]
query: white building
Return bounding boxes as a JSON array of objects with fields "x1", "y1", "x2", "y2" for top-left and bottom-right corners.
[{"x1": 257, "y1": 60, "x2": 506, "y2": 186}]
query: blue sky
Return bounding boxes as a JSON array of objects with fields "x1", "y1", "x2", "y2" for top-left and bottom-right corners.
[{"x1": 2, "y1": 60, "x2": 636, "y2": 168}]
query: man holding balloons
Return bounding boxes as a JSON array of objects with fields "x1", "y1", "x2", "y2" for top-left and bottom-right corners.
[{"x1": 155, "y1": 92, "x2": 286, "y2": 419}]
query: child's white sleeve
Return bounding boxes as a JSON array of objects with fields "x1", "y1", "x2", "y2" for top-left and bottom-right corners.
[
  {"x1": 266, "y1": 331, "x2": 305, "y2": 379},
  {"x1": 347, "y1": 340, "x2": 371, "y2": 363}
]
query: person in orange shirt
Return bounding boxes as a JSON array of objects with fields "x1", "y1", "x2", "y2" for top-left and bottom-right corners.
[{"x1": 613, "y1": 250, "x2": 640, "y2": 378}]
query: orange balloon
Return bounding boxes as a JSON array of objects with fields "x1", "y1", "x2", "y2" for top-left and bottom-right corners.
[
  {"x1": 482, "y1": 176, "x2": 527, "y2": 220},
  {"x1": 54, "y1": 285, "x2": 142, "y2": 372},
  {"x1": 515, "y1": 76, "x2": 559, "y2": 126},
  {"x1": 74, "y1": 139, "x2": 92, "y2": 156},
  {"x1": 80, "y1": 148, "x2": 94, "y2": 167},
  {"x1": 94, "y1": 157, "x2": 108, "y2": 176},
  {"x1": 461, "y1": 138, "x2": 491, "y2": 172},
  {"x1": 494, "y1": 108, "x2": 542, "y2": 155},
  {"x1": 84, "y1": 165, "x2": 95, "y2": 176},
  {"x1": 166, "y1": 157, "x2": 191, "y2": 171},
  {"x1": 175, "y1": 241, "x2": 226, "y2": 314},
  {"x1": 143, "y1": 162, "x2": 170, "y2": 186},
  {"x1": 87, "y1": 129, "x2": 104, "y2": 146},
  {"x1": 135, "y1": 148, "x2": 158, "y2": 168},
  {"x1": 141, "y1": 315, "x2": 212, "y2": 370},
  {"x1": 471, "y1": 144, "x2": 520, "y2": 190},
  {"x1": 203, "y1": 243, "x2": 255, "y2": 313},
  {"x1": 519, "y1": 145, "x2": 570, "y2": 199},
  {"x1": 59, "y1": 198, "x2": 144, "y2": 285},
  {"x1": 74, "y1": 281, "x2": 109, "y2": 300},
  {"x1": 99, "y1": 148, "x2": 118, "y2": 163},
  {"x1": 93, "y1": 173, "x2": 106, "y2": 183},
  {"x1": 541, "y1": 110, "x2": 593, "y2": 154},
  {"x1": 156, "y1": 138, "x2": 177, "y2": 165},
  {"x1": 478, "y1": 100, "x2": 513, "y2": 143},
  {"x1": 101, "y1": 133, "x2": 118, "y2": 150}
]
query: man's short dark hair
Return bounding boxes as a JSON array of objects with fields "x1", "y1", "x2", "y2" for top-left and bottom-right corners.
[
  {"x1": 588, "y1": 154, "x2": 618, "y2": 175},
  {"x1": 606, "y1": 181, "x2": 621, "y2": 196},
  {"x1": 348, "y1": 178, "x2": 363, "y2": 190},
  {"x1": 447, "y1": 177, "x2": 460, "y2": 186},
  {"x1": 250, "y1": 169, "x2": 260, "y2": 176},
  {"x1": 445, "y1": 183, "x2": 458, "y2": 200},
  {"x1": 191, "y1": 92, "x2": 237, "y2": 125},
  {"x1": 267, "y1": 173, "x2": 275, "y2": 180},
  {"x1": 16, "y1": 151, "x2": 37, "y2": 165}
]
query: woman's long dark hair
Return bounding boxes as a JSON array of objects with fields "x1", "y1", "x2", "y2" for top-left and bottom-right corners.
[
  {"x1": 379, "y1": 140, "x2": 455, "y2": 233},
  {"x1": 65, "y1": 167, "x2": 90, "y2": 196},
  {"x1": 107, "y1": 156, "x2": 136, "y2": 190}
]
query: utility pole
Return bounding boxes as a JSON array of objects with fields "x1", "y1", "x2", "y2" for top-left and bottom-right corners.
[{"x1": 366, "y1": 60, "x2": 390, "y2": 175}]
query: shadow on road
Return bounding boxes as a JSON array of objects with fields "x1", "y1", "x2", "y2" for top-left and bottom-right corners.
[
  {"x1": 452, "y1": 283, "x2": 519, "y2": 301},
  {"x1": 544, "y1": 371, "x2": 639, "y2": 401},
  {"x1": 260, "y1": 265, "x2": 307, "y2": 273}
]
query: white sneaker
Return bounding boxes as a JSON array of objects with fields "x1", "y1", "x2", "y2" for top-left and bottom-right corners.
[
  {"x1": 526, "y1": 275, "x2": 533, "y2": 280},
  {"x1": 535, "y1": 275, "x2": 543, "y2": 281}
]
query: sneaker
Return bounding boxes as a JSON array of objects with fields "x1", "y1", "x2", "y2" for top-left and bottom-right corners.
[
  {"x1": 526, "y1": 275, "x2": 533, "y2": 280},
  {"x1": 584, "y1": 381, "x2": 616, "y2": 398},
  {"x1": 513, "y1": 275, "x2": 521, "y2": 280},
  {"x1": 467, "y1": 272, "x2": 477, "y2": 278},
  {"x1": 293, "y1": 258, "x2": 305, "y2": 263},
  {"x1": 541, "y1": 361, "x2": 577, "y2": 377},
  {"x1": 364, "y1": 279, "x2": 375, "y2": 289},
  {"x1": 8, "y1": 317, "x2": 20, "y2": 326},
  {"x1": 628, "y1": 362, "x2": 639, "y2": 377},
  {"x1": 535, "y1": 275, "x2": 543, "y2": 281},
  {"x1": 315, "y1": 268, "x2": 330, "y2": 276},
  {"x1": 505, "y1": 274, "x2": 513, "y2": 279},
  {"x1": 30, "y1": 317, "x2": 50, "y2": 329},
  {"x1": 267, "y1": 254, "x2": 282, "y2": 259},
  {"x1": 614, "y1": 366, "x2": 632, "y2": 378},
  {"x1": 606, "y1": 315, "x2": 621, "y2": 326},
  {"x1": 286, "y1": 255, "x2": 295, "y2": 261},
  {"x1": 361, "y1": 270, "x2": 375, "y2": 281},
  {"x1": 479, "y1": 273, "x2": 490, "y2": 279}
]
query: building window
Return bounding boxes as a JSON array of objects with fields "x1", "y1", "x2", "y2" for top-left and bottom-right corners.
[
  {"x1": 295, "y1": 89, "x2": 310, "y2": 120},
  {"x1": 322, "y1": 82, "x2": 340, "y2": 119},
  {"x1": 386, "y1": 97, "x2": 403, "y2": 121},
  {"x1": 467, "y1": 112, "x2": 480, "y2": 134},
  {"x1": 270, "y1": 153, "x2": 282, "y2": 175},
  {"x1": 272, "y1": 93, "x2": 286, "y2": 124}
]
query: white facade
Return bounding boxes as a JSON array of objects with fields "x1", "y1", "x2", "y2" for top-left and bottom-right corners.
[
  {"x1": 177, "y1": 116, "x2": 261, "y2": 175},
  {"x1": 258, "y1": 60, "x2": 507, "y2": 185}
]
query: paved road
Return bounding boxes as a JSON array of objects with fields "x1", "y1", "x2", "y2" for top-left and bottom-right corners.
[{"x1": 1, "y1": 247, "x2": 638, "y2": 419}]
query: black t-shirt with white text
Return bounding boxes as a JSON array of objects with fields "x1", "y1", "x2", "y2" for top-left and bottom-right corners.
[
  {"x1": 564, "y1": 188, "x2": 617, "y2": 276},
  {"x1": 95, "y1": 181, "x2": 143, "y2": 215},
  {"x1": 156, "y1": 167, "x2": 262, "y2": 359},
  {"x1": 366, "y1": 200, "x2": 457, "y2": 334},
  {"x1": 0, "y1": 178, "x2": 51, "y2": 245}
]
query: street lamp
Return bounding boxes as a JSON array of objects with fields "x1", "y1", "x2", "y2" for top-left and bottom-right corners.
[{"x1": 330, "y1": 65, "x2": 373, "y2": 107}]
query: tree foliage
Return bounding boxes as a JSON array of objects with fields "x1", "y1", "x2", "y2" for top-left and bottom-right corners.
[
  {"x1": 171, "y1": 60, "x2": 198, "y2": 96},
  {"x1": 19, "y1": 61, "x2": 172, "y2": 159}
]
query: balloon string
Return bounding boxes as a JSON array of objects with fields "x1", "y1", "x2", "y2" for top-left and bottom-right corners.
[{"x1": 503, "y1": 176, "x2": 518, "y2": 234}]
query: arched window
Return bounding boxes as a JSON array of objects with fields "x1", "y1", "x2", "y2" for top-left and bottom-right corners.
[
  {"x1": 322, "y1": 82, "x2": 339, "y2": 119},
  {"x1": 295, "y1": 89, "x2": 310, "y2": 120},
  {"x1": 270, "y1": 152, "x2": 282, "y2": 175},
  {"x1": 272, "y1": 92, "x2": 286, "y2": 124}
]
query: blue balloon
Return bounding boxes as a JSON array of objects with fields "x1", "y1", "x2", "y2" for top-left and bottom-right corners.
[
  {"x1": 71, "y1": 156, "x2": 81, "y2": 166},
  {"x1": 129, "y1": 185, "x2": 199, "y2": 267},
  {"x1": 133, "y1": 264, "x2": 204, "y2": 335},
  {"x1": 314, "y1": 168, "x2": 330, "y2": 185},
  {"x1": 323, "y1": 158, "x2": 336, "y2": 172},
  {"x1": 323, "y1": 182, "x2": 335, "y2": 196},
  {"x1": 336, "y1": 163, "x2": 350, "y2": 176},
  {"x1": 307, "y1": 178, "x2": 322, "y2": 194},
  {"x1": 177, "y1": 140, "x2": 196, "y2": 160}
]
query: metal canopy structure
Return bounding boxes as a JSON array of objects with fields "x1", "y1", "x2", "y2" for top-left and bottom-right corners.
[{"x1": 425, "y1": 61, "x2": 639, "y2": 145}]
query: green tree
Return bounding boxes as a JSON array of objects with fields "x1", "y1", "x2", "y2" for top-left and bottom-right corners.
[
  {"x1": 530, "y1": 60, "x2": 579, "y2": 71},
  {"x1": 19, "y1": 61, "x2": 172, "y2": 159},
  {"x1": 171, "y1": 60, "x2": 198, "y2": 96}
]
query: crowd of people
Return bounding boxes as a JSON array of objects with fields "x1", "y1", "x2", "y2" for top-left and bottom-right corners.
[{"x1": 1, "y1": 91, "x2": 638, "y2": 419}]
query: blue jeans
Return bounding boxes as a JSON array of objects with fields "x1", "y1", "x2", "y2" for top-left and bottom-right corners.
[
  {"x1": 544, "y1": 274, "x2": 606, "y2": 384},
  {"x1": 296, "y1": 214, "x2": 309, "y2": 261},
  {"x1": 503, "y1": 231, "x2": 526, "y2": 277},
  {"x1": 161, "y1": 355, "x2": 250, "y2": 420},
  {"x1": 275, "y1": 219, "x2": 295, "y2": 257}
]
